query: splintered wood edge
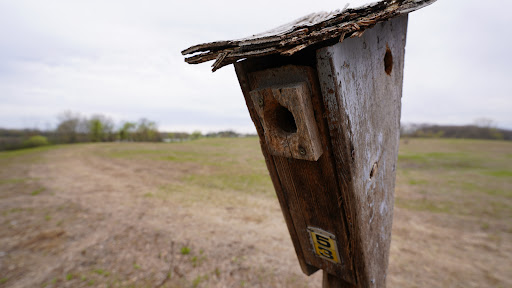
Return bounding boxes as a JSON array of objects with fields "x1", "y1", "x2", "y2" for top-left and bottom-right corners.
[{"x1": 181, "y1": 0, "x2": 436, "y2": 71}]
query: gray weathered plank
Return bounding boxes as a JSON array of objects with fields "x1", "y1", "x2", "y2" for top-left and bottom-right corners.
[{"x1": 316, "y1": 15, "x2": 408, "y2": 287}]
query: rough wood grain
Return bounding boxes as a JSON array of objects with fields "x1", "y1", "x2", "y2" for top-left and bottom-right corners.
[
  {"x1": 182, "y1": 0, "x2": 435, "y2": 71},
  {"x1": 316, "y1": 15, "x2": 408, "y2": 287}
]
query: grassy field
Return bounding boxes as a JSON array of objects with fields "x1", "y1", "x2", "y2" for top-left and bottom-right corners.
[
  {"x1": 396, "y1": 138, "x2": 511, "y2": 220},
  {"x1": 0, "y1": 137, "x2": 510, "y2": 287}
]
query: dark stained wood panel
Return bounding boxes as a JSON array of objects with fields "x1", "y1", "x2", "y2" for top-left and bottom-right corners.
[{"x1": 235, "y1": 64, "x2": 356, "y2": 284}]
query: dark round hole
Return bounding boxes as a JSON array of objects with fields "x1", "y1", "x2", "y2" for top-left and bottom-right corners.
[
  {"x1": 274, "y1": 105, "x2": 297, "y2": 133},
  {"x1": 384, "y1": 45, "x2": 393, "y2": 75}
]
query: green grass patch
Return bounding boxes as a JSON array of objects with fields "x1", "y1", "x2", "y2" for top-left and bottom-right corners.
[
  {"x1": 184, "y1": 173, "x2": 273, "y2": 195},
  {"x1": 489, "y1": 201, "x2": 511, "y2": 215},
  {"x1": 180, "y1": 246, "x2": 191, "y2": 255},
  {"x1": 93, "y1": 268, "x2": 109, "y2": 276},
  {"x1": 399, "y1": 152, "x2": 468, "y2": 161},
  {"x1": 483, "y1": 189, "x2": 511, "y2": 198},
  {"x1": 106, "y1": 146, "x2": 232, "y2": 166},
  {"x1": 159, "y1": 151, "x2": 208, "y2": 163},
  {"x1": 157, "y1": 182, "x2": 259, "y2": 208},
  {"x1": 484, "y1": 170, "x2": 512, "y2": 178},
  {"x1": 159, "y1": 183, "x2": 188, "y2": 194},
  {"x1": 108, "y1": 149, "x2": 168, "y2": 158},
  {"x1": 185, "y1": 137, "x2": 257, "y2": 148},
  {"x1": 395, "y1": 197, "x2": 454, "y2": 214},
  {"x1": 143, "y1": 192, "x2": 154, "y2": 198},
  {"x1": 0, "y1": 145, "x2": 56, "y2": 160},
  {"x1": 408, "y1": 179, "x2": 429, "y2": 185},
  {"x1": 192, "y1": 275, "x2": 209, "y2": 288},
  {"x1": 31, "y1": 187, "x2": 45, "y2": 196},
  {"x1": 458, "y1": 181, "x2": 511, "y2": 198},
  {"x1": 190, "y1": 250, "x2": 207, "y2": 267},
  {"x1": 0, "y1": 178, "x2": 29, "y2": 185},
  {"x1": 398, "y1": 152, "x2": 482, "y2": 169},
  {"x1": 103, "y1": 138, "x2": 261, "y2": 166},
  {"x1": 2, "y1": 207, "x2": 27, "y2": 215}
]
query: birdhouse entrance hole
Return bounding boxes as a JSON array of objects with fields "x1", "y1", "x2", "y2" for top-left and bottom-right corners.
[{"x1": 270, "y1": 105, "x2": 297, "y2": 134}]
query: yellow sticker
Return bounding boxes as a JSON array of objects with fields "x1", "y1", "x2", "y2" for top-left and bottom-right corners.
[{"x1": 308, "y1": 227, "x2": 340, "y2": 264}]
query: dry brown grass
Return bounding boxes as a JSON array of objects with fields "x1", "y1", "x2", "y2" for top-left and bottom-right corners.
[{"x1": 0, "y1": 138, "x2": 510, "y2": 287}]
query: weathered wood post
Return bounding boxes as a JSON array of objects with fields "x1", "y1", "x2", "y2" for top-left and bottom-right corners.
[{"x1": 182, "y1": 1, "x2": 435, "y2": 287}]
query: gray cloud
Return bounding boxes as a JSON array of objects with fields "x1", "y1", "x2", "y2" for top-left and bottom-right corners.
[{"x1": 0, "y1": 0, "x2": 510, "y2": 132}]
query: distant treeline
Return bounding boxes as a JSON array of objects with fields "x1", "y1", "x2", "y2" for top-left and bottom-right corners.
[
  {"x1": 0, "y1": 111, "x2": 256, "y2": 151},
  {"x1": 4, "y1": 113, "x2": 509, "y2": 151},
  {"x1": 0, "y1": 111, "x2": 162, "y2": 151},
  {"x1": 401, "y1": 123, "x2": 512, "y2": 141},
  {"x1": 164, "y1": 130, "x2": 256, "y2": 142}
]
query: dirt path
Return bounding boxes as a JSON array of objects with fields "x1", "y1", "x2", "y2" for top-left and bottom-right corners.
[{"x1": 2, "y1": 145, "x2": 320, "y2": 287}]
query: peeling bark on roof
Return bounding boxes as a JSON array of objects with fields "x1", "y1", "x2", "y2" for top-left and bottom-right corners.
[{"x1": 182, "y1": 0, "x2": 436, "y2": 72}]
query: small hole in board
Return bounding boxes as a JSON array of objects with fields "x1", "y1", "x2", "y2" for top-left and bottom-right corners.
[
  {"x1": 384, "y1": 45, "x2": 393, "y2": 75},
  {"x1": 370, "y1": 162, "x2": 378, "y2": 180}
]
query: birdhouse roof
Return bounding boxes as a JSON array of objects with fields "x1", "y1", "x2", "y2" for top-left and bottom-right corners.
[{"x1": 182, "y1": 0, "x2": 436, "y2": 71}]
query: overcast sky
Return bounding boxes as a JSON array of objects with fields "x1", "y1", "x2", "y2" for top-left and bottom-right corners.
[{"x1": 1, "y1": 0, "x2": 511, "y2": 132}]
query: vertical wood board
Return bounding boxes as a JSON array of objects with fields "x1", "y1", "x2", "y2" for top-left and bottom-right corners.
[{"x1": 316, "y1": 15, "x2": 408, "y2": 287}]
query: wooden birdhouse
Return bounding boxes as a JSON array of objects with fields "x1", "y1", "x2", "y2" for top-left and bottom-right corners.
[{"x1": 182, "y1": 1, "x2": 436, "y2": 287}]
